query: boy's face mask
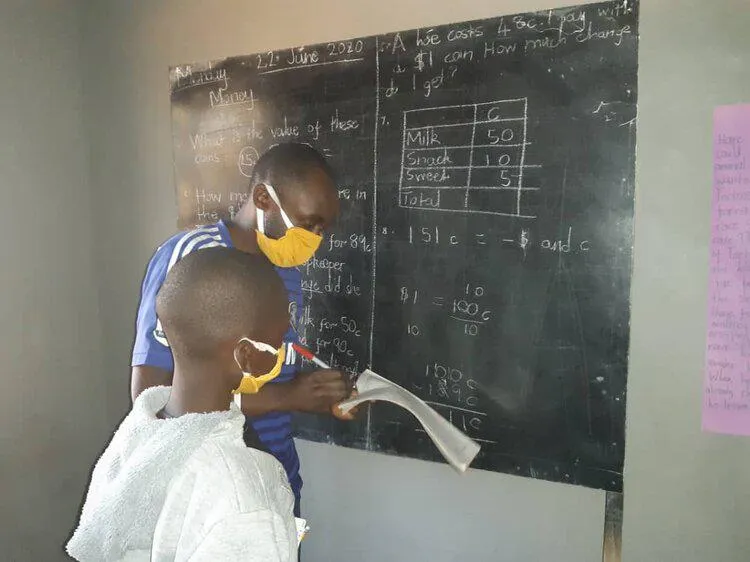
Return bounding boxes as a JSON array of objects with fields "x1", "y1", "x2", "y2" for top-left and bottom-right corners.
[
  {"x1": 233, "y1": 338, "x2": 285, "y2": 395},
  {"x1": 255, "y1": 183, "x2": 322, "y2": 268}
]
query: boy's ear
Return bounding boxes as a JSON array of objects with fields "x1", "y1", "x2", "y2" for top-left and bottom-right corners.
[{"x1": 233, "y1": 339, "x2": 254, "y2": 374}]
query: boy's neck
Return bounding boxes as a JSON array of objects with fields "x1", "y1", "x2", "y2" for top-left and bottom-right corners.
[{"x1": 164, "y1": 364, "x2": 234, "y2": 416}]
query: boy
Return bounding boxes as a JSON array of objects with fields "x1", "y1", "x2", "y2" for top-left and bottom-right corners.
[{"x1": 68, "y1": 248, "x2": 298, "y2": 561}]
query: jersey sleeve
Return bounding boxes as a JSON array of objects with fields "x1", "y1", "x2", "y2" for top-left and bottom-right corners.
[
  {"x1": 272, "y1": 268, "x2": 303, "y2": 384},
  {"x1": 131, "y1": 244, "x2": 174, "y2": 370}
]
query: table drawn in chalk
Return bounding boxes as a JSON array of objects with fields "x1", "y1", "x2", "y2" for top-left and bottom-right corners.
[{"x1": 399, "y1": 98, "x2": 541, "y2": 219}]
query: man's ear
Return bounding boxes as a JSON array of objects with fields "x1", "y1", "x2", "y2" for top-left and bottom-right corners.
[{"x1": 252, "y1": 184, "x2": 272, "y2": 211}]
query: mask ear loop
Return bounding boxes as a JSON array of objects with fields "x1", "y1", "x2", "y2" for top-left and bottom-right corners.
[
  {"x1": 233, "y1": 338, "x2": 280, "y2": 406},
  {"x1": 235, "y1": 338, "x2": 279, "y2": 370},
  {"x1": 245, "y1": 338, "x2": 279, "y2": 355},
  {"x1": 253, "y1": 183, "x2": 268, "y2": 236},
  {"x1": 256, "y1": 207, "x2": 266, "y2": 235},
  {"x1": 233, "y1": 342, "x2": 246, "y2": 407},
  {"x1": 263, "y1": 183, "x2": 295, "y2": 229}
]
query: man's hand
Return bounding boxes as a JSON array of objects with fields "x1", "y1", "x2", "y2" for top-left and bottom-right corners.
[
  {"x1": 331, "y1": 390, "x2": 361, "y2": 420},
  {"x1": 288, "y1": 369, "x2": 352, "y2": 414}
]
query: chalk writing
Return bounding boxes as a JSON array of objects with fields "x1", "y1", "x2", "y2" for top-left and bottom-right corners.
[
  {"x1": 209, "y1": 87, "x2": 255, "y2": 110},
  {"x1": 411, "y1": 361, "x2": 487, "y2": 435},
  {"x1": 173, "y1": 65, "x2": 228, "y2": 91},
  {"x1": 395, "y1": 224, "x2": 591, "y2": 255},
  {"x1": 399, "y1": 282, "x2": 495, "y2": 337},
  {"x1": 238, "y1": 146, "x2": 259, "y2": 178}
]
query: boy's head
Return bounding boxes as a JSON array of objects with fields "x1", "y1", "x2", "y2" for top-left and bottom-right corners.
[{"x1": 156, "y1": 247, "x2": 289, "y2": 392}]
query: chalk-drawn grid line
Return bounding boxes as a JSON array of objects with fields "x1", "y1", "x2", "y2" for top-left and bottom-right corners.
[{"x1": 398, "y1": 98, "x2": 537, "y2": 219}]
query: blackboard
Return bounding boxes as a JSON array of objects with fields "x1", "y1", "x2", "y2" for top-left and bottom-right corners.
[{"x1": 169, "y1": 0, "x2": 639, "y2": 492}]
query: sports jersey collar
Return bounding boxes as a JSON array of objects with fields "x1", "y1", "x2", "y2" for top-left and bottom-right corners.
[{"x1": 216, "y1": 220, "x2": 234, "y2": 247}]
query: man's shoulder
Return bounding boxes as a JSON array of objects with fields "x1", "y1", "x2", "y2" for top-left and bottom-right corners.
[{"x1": 150, "y1": 222, "x2": 230, "y2": 269}]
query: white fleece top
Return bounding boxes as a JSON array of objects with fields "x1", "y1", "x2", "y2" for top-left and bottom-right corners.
[{"x1": 67, "y1": 387, "x2": 297, "y2": 562}]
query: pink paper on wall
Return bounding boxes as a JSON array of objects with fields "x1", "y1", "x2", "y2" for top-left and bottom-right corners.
[{"x1": 703, "y1": 104, "x2": 750, "y2": 435}]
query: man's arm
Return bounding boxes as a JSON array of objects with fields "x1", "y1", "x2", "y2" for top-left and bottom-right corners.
[
  {"x1": 131, "y1": 365, "x2": 173, "y2": 402},
  {"x1": 131, "y1": 362, "x2": 352, "y2": 415},
  {"x1": 131, "y1": 240, "x2": 177, "y2": 403},
  {"x1": 240, "y1": 369, "x2": 352, "y2": 416}
]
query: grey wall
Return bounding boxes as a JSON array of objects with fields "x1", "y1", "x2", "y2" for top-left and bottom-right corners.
[
  {"x1": 0, "y1": 1, "x2": 108, "y2": 561},
  {"x1": 2, "y1": 0, "x2": 749, "y2": 560},
  {"x1": 622, "y1": 1, "x2": 750, "y2": 560}
]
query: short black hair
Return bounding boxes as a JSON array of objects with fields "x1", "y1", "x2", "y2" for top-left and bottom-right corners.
[
  {"x1": 250, "y1": 142, "x2": 334, "y2": 194},
  {"x1": 156, "y1": 247, "x2": 287, "y2": 360}
]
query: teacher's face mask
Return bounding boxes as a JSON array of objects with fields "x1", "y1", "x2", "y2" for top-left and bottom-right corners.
[
  {"x1": 232, "y1": 338, "x2": 285, "y2": 395},
  {"x1": 255, "y1": 183, "x2": 322, "y2": 267}
]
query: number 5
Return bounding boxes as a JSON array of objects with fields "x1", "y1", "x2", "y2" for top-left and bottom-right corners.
[{"x1": 499, "y1": 169, "x2": 512, "y2": 187}]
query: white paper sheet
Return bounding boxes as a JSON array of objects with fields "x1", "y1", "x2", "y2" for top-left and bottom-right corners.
[
  {"x1": 339, "y1": 369, "x2": 481, "y2": 472},
  {"x1": 295, "y1": 518, "x2": 308, "y2": 545}
]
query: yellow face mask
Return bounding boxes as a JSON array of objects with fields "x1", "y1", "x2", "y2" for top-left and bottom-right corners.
[
  {"x1": 232, "y1": 338, "x2": 286, "y2": 395},
  {"x1": 255, "y1": 183, "x2": 323, "y2": 268}
]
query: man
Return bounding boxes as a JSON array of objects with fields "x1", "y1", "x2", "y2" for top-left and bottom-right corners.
[
  {"x1": 131, "y1": 142, "x2": 351, "y2": 516},
  {"x1": 69, "y1": 248, "x2": 299, "y2": 561}
]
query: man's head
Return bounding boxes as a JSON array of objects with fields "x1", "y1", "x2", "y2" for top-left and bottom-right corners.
[
  {"x1": 156, "y1": 247, "x2": 289, "y2": 392},
  {"x1": 248, "y1": 142, "x2": 339, "y2": 239}
]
